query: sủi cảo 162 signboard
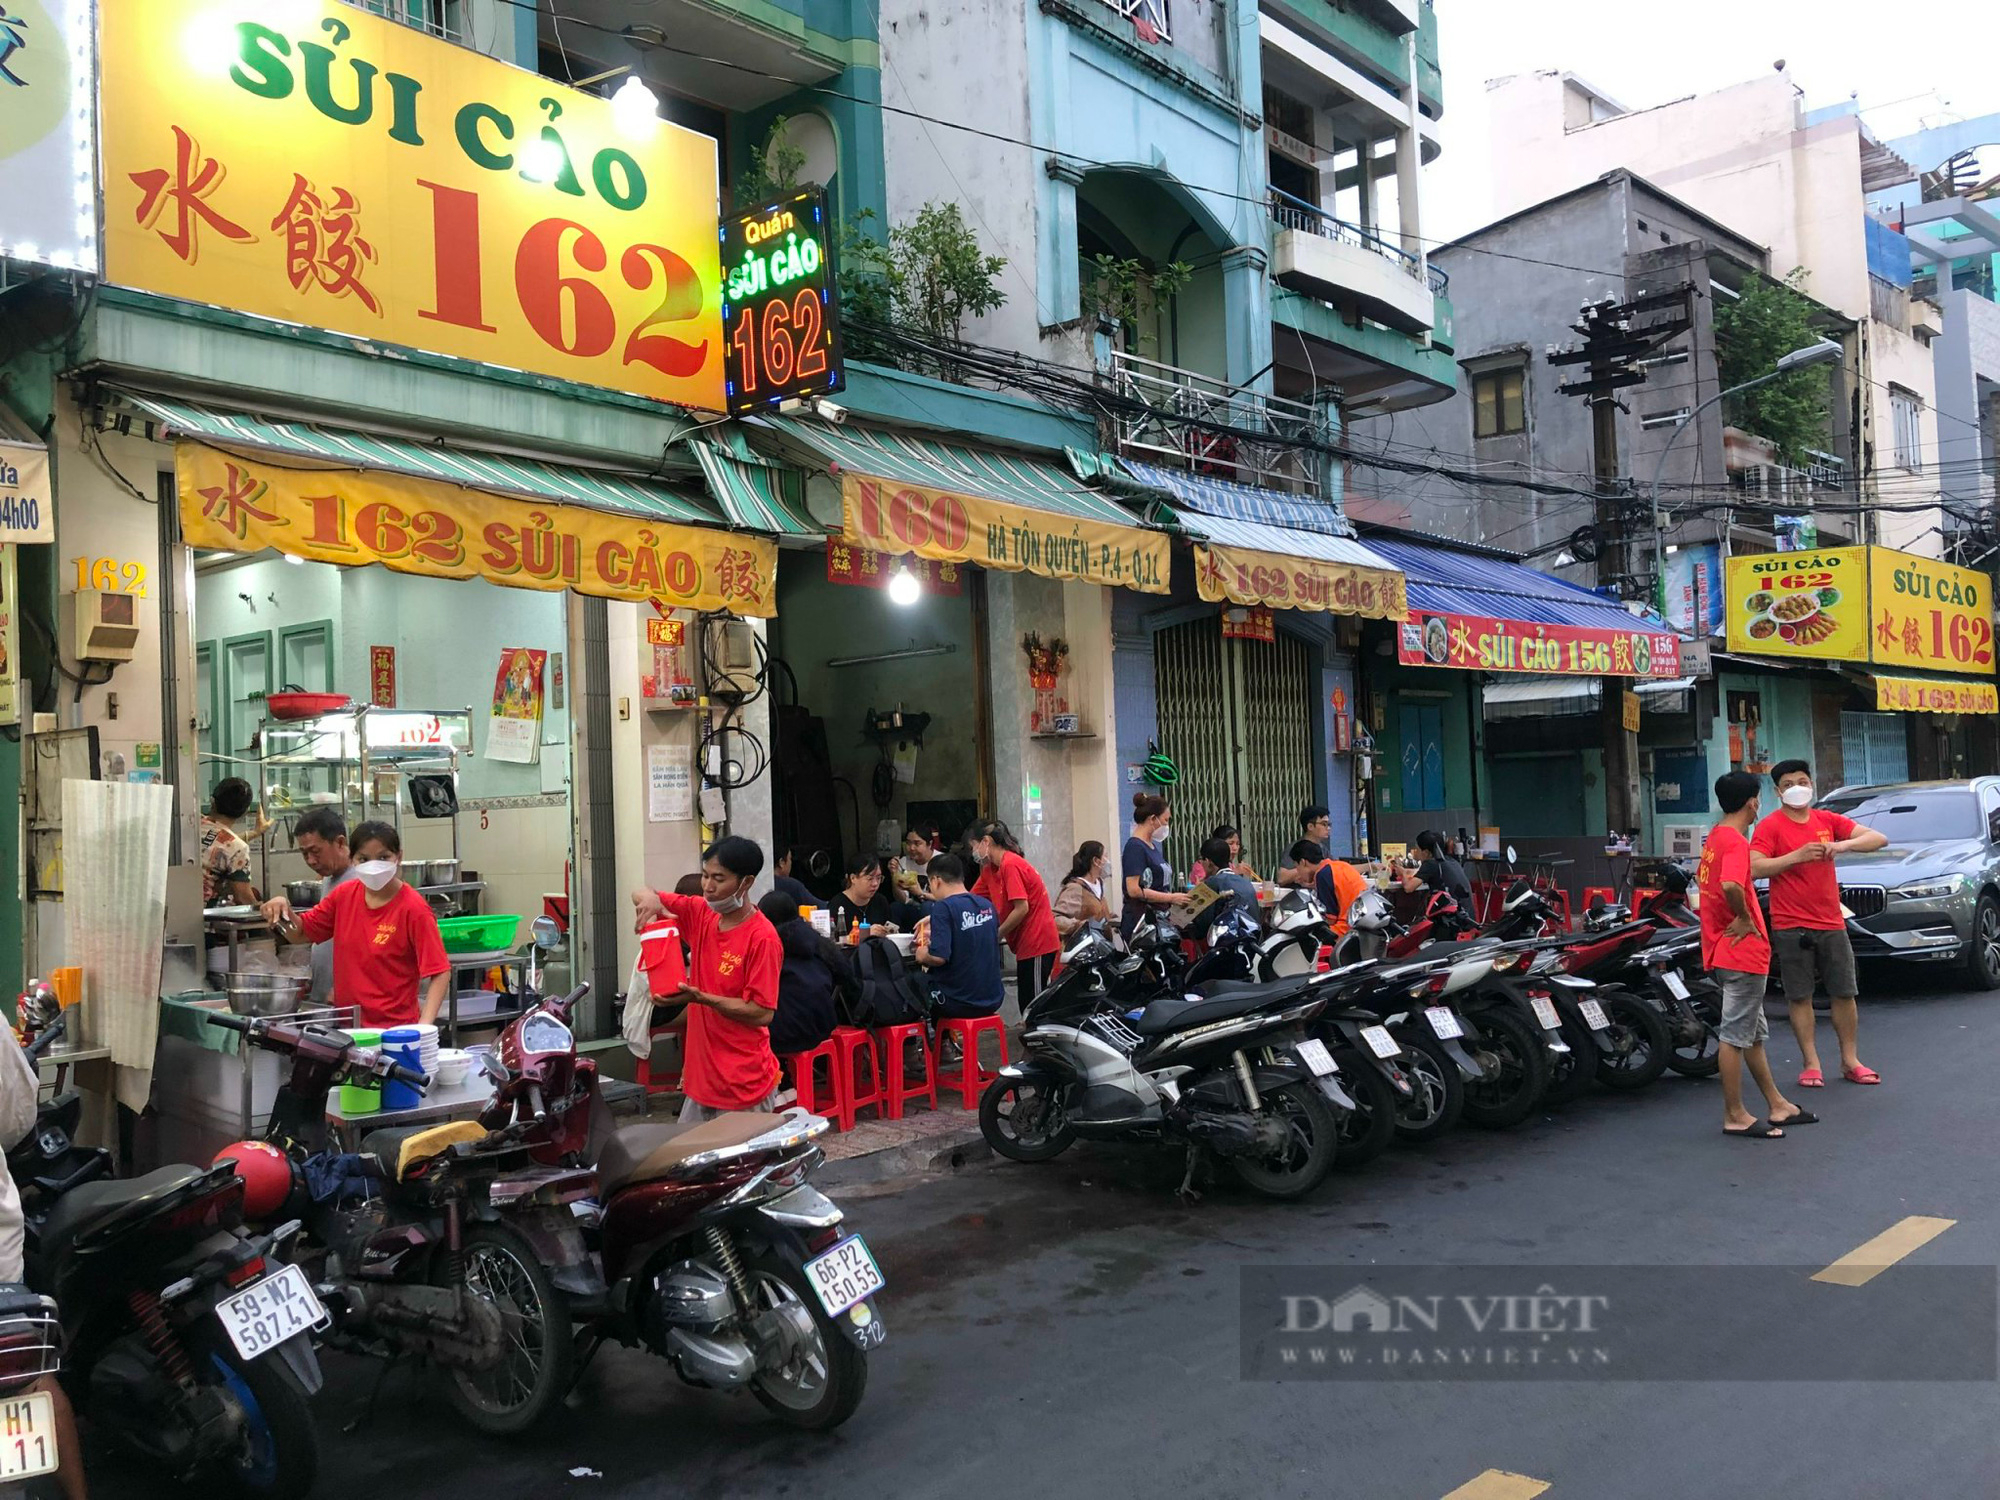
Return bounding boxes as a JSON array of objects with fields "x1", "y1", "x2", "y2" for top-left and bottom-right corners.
[{"x1": 721, "y1": 187, "x2": 844, "y2": 415}]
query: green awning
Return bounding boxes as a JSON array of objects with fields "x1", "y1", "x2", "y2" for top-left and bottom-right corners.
[
  {"x1": 750, "y1": 415, "x2": 1147, "y2": 528},
  {"x1": 113, "y1": 391, "x2": 717, "y2": 525},
  {"x1": 687, "y1": 431, "x2": 822, "y2": 538}
]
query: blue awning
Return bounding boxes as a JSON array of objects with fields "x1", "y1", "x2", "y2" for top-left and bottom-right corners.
[
  {"x1": 1365, "y1": 535, "x2": 1673, "y2": 635},
  {"x1": 1119, "y1": 459, "x2": 1355, "y2": 536}
]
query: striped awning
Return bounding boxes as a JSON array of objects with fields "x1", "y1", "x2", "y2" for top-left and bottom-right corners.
[
  {"x1": 113, "y1": 391, "x2": 717, "y2": 525},
  {"x1": 1118, "y1": 458, "x2": 1358, "y2": 537},
  {"x1": 753, "y1": 415, "x2": 1146, "y2": 527},
  {"x1": 687, "y1": 432, "x2": 821, "y2": 538}
]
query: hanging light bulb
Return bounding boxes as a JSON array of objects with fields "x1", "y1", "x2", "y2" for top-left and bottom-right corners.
[
  {"x1": 887, "y1": 564, "x2": 921, "y2": 606},
  {"x1": 610, "y1": 74, "x2": 661, "y2": 134}
]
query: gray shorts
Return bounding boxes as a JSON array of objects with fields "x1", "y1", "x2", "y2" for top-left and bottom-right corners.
[
  {"x1": 677, "y1": 1089, "x2": 780, "y2": 1125},
  {"x1": 1714, "y1": 968, "x2": 1770, "y2": 1049},
  {"x1": 1774, "y1": 927, "x2": 1858, "y2": 1003}
]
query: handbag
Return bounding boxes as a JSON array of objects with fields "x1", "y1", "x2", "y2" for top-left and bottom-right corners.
[{"x1": 620, "y1": 952, "x2": 655, "y2": 1059}]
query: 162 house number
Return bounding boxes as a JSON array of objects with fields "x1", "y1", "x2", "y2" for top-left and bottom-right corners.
[{"x1": 72, "y1": 556, "x2": 148, "y2": 597}]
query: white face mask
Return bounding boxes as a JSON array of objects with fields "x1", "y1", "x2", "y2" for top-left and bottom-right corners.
[
  {"x1": 706, "y1": 888, "x2": 748, "y2": 915},
  {"x1": 1780, "y1": 784, "x2": 1814, "y2": 809},
  {"x1": 355, "y1": 858, "x2": 398, "y2": 892},
  {"x1": 1153, "y1": 826, "x2": 1170, "y2": 847}
]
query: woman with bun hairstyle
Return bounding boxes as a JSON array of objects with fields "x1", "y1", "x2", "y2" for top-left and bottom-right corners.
[{"x1": 1121, "y1": 791, "x2": 1189, "y2": 941}]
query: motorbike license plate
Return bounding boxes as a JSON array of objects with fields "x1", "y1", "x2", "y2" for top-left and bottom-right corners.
[
  {"x1": 0, "y1": 1393, "x2": 56, "y2": 1481},
  {"x1": 1295, "y1": 1037, "x2": 1339, "y2": 1076},
  {"x1": 1425, "y1": 1007, "x2": 1464, "y2": 1040},
  {"x1": 1360, "y1": 1025, "x2": 1400, "y2": 1060},
  {"x1": 1529, "y1": 995, "x2": 1561, "y2": 1031},
  {"x1": 1661, "y1": 971, "x2": 1691, "y2": 1001},
  {"x1": 804, "y1": 1235, "x2": 886, "y2": 1320},
  {"x1": 1579, "y1": 999, "x2": 1610, "y2": 1031},
  {"x1": 215, "y1": 1263, "x2": 327, "y2": 1364}
]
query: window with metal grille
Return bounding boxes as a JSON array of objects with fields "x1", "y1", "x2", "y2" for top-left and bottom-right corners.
[
  {"x1": 1838, "y1": 711, "x2": 1910, "y2": 786},
  {"x1": 1101, "y1": 0, "x2": 1170, "y2": 42},
  {"x1": 343, "y1": 0, "x2": 459, "y2": 41},
  {"x1": 1472, "y1": 368, "x2": 1526, "y2": 438}
]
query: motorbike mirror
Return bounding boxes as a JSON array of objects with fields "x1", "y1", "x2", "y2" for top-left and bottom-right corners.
[
  {"x1": 531, "y1": 915, "x2": 562, "y2": 951},
  {"x1": 1505, "y1": 844, "x2": 1517, "y2": 865},
  {"x1": 479, "y1": 1051, "x2": 508, "y2": 1084}
]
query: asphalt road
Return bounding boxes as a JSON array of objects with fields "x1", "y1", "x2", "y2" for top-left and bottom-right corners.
[{"x1": 96, "y1": 971, "x2": 1998, "y2": 1500}]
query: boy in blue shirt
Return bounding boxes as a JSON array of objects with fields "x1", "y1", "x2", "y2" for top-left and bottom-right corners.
[{"x1": 914, "y1": 853, "x2": 1004, "y2": 1018}]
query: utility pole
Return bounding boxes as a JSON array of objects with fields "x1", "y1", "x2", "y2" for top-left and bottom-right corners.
[{"x1": 1546, "y1": 289, "x2": 1694, "y2": 839}]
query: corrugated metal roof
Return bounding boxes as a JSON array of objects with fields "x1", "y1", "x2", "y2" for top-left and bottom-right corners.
[
  {"x1": 1366, "y1": 534, "x2": 1675, "y2": 635},
  {"x1": 115, "y1": 391, "x2": 718, "y2": 524},
  {"x1": 1118, "y1": 459, "x2": 1357, "y2": 537}
]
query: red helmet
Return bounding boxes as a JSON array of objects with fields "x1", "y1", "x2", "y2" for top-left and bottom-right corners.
[{"x1": 214, "y1": 1140, "x2": 294, "y2": 1220}]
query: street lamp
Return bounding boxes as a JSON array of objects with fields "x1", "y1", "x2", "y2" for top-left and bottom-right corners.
[{"x1": 1648, "y1": 338, "x2": 1843, "y2": 612}]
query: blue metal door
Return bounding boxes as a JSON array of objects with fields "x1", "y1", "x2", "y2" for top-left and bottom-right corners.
[{"x1": 1399, "y1": 703, "x2": 1445, "y2": 811}]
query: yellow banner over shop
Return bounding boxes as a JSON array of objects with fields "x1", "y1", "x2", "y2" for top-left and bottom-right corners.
[
  {"x1": 1865, "y1": 548, "x2": 1994, "y2": 674},
  {"x1": 99, "y1": 0, "x2": 726, "y2": 411},
  {"x1": 1874, "y1": 675, "x2": 1998, "y2": 715},
  {"x1": 1723, "y1": 547, "x2": 1869, "y2": 661},
  {"x1": 839, "y1": 474, "x2": 1170, "y2": 594},
  {"x1": 1193, "y1": 544, "x2": 1407, "y2": 620},
  {"x1": 176, "y1": 446, "x2": 776, "y2": 616}
]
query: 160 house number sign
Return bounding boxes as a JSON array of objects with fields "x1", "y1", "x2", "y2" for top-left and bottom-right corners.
[
  {"x1": 721, "y1": 187, "x2": 844, "y2": 414},
  {"x1": 98, "y1": 0, "x2": 727, "y2": 411}
]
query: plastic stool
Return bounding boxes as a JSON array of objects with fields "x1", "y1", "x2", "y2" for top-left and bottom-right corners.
[
  {"x1": 829, "y1": 1026, "x2": 884, "y2": 1126},
  {"x1": 934, "y1": 1014, "x2": 1009, "y2": 1109},
  {"x1": 784, "y1": 1037, "x2": 852, "y2": 1131},
  {"x1": 874, "y1": 1022, "x2": 937, "y2": 1118},
  {"x1": 635, "y1": 1016, "x2": 687, "y2": 1100},
  {"x1": 1581, "y1": 886, "x2": 1616, "y2": 919}
]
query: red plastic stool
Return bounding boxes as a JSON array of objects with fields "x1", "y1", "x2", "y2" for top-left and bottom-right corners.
[
  {"x1": 783, "y1": 1037, "x2": 850, "y2": 1130},
  {"x1": 635, "y1": 1016, "x2": 688, "y2": 1100},
  {"x1": 829, "y1": 1025, "x2": 884, "y2": 1125},
  {"x1": 934, "y1": 1014, "x2": 1009, "y2": 1109},
  {"x1": 1581, "y1": 886, "x2": 1616, "y2": 919},
  {"x1": 873, "y1": 1022, "x2": 937, "y2": 1118}
]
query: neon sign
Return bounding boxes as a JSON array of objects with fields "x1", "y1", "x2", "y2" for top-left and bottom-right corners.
[{"x1": 720, "y1": 186, "x2": 844, "y2": 415}]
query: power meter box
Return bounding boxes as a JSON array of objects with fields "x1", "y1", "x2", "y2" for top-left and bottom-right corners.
[{"x1": 73, "y1": 589, "x2": 140, "y2": 663}]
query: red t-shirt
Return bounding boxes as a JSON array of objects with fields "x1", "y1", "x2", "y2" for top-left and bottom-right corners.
[
  {"x1": 1696, "y1": 824, "x2": 1770, "y2": 973},
  {"x1": 662, "y1": 893, "x2": 782, "y2": 1110},
  {"x1": 295, "y1": 881, "x2": 448, "y2": 1029},
  {"x1": 1750, "y1": 808, "x2": 1858, "y2": 931},
  {"x1": 973, "y1": 850, "x2": 1059, "y2": 960}
]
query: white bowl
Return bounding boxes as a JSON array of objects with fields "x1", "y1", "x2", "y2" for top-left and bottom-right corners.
[{"x1": 433, "y1": 1049, "x2": 473, "y2": 1088}]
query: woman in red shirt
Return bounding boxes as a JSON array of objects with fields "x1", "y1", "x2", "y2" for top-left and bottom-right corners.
[
  {"x1": 967, "y1": 819, "x2": 1059, "y2": 1009},
  {"x1": 261, "y1": 821, "x2": 447, "y2": 1029},
  {"x1": 632, "y1": 836, "x2": 784, "y2": 1123}
]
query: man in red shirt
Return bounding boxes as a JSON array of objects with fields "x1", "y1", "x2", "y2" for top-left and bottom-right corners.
[
  {"x1": 1750, "y1": 759, "x2": 1888, "y2": 1088},
  {"x1": 261, "y1": 821, "x2": 447, "y2": 1029},
  {"x1": 1700, "y1": 771, "x2": 1810, "y2": 1139},
  {"x1": 967, "y1": 819, "x2": 1059, "y2": 1008},
  {"x1": 633, "y1": 836, "x2": 783, "y2": 1123}
]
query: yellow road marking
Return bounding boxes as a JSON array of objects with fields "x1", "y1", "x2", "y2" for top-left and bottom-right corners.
[
  {"x1": 1811, "y1": 1215, "x2": 1957, "y2": 1287},
  {"x1": 1441, "y1": 1472, "x2": 1551, "y2": 1500}
]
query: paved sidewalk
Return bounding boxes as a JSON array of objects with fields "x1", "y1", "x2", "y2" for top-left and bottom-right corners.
[{"x1": 817, "y1": 1107, "x2": 989, "y2": 1188}]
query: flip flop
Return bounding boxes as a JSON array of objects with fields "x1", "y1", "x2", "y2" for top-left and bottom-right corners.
[
  {"x1": 1724, "y1": 1120, "x2": 1785, "y2": 1139},
  {"x1": 1842, "y1": 1065, "x2": 1881, "y2": 1085},
  {"x1": 1770, "y1": 1109, "x2": 1820, "y2": 1126},
  {"x1": 1798, "y1": 1068, "x2": 1824, "y2": 1088}
]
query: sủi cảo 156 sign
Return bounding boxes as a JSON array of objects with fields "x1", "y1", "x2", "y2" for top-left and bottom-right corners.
[
  {"x1": 1397, "y1": 612, "x2": 1681, "y2": 677},
  {"x1": 722, "y1": 187, "x2": 843, "y2": 415},
  {"x1": 98, "y1": 0, "x2": 725, "y2": 411}
]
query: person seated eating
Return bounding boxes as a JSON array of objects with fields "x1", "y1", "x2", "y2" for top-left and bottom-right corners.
[
  {"x1": 1196, "y1": 837, "x2": 1260, "y2": 918},
  {"x1": 913, "y1": 853, "x2": 1003, "y2": 1018},
  {"x1": 830, "y1": 852, "x2": 897, "y2": 935},
  {"x1": 757, "y1": 893, "x2": 850, "y2": 1057}
]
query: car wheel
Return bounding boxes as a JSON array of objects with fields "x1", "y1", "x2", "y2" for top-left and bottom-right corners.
[{"x1": 1966, "y1": 894, "x2": 2000, "y2": 991}]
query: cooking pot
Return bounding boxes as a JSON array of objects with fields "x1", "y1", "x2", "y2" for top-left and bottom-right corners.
[
  {"x1": 285, "y1": 880, "x2": 322, "y2": 909},
  {"x1": 222, "y1": 970, "x2": 312, "y2": 1017},
  {"x1": 415, "y1": 859, "x2": 460, "y2": 888}
]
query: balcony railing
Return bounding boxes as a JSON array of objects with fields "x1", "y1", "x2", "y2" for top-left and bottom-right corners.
[
  {"x1": 1100, "y1": 0, "x2": 1171, "y2": 41},
  {"x1": 341, "y1": 0, "x2": 460, "y2": 41},
  {"x1": 1268, "y1": 189, "x2": 1450, "y2": 296},
  {"x1": 1101, "y1": 349, "x2": 1337, "y2": 493}
]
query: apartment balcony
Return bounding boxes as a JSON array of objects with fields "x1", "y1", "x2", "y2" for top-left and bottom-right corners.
[
  {"x1": 1101, "y1": 349, "x2": 1339, "y2": 494},
  {"x1": 541, "y1": 0, "x2": 866, "y2": 110},
  {"x1": 1269, "y1": 190, "x2": 1440, "y2": 336},
  {"x1": 1261, "y1": 0, "x2": 1439, "y2": 116},
  {"x1": 1271, "y1": 286, "x2": 1457, "y2": 415}
]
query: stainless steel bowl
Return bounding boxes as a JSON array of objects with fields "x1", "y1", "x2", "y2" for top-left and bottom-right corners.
[
  {"x1": 419, "y1": 858, "x2": 460, "y2": 888},
  {"x1": 222, "y1": 971, "x2": 313, "y2": 1017},
  {"x1": 285, "y1": 880, "x2": 322, "y2": 909}
]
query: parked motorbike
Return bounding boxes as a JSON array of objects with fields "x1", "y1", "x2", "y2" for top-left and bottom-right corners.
[
  {"x1": 207, "y1": 1011, "x2": 593, "y2": 1436},
  {"x1": 478, "y1": 979, "x2": 883, "y2": 1432},
  {"x1": 0, "y1": 1286, "x2": 65, "y2": 1496},
  {"x1": 980, "y1": 924, "x2": 1352, "y2": 1199}
]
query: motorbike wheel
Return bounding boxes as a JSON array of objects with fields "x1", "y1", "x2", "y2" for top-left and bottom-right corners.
[
  {"x1": 1392, "y1": 1033, "x2": 1466, "y2": 1143},
  {"x1": 1329, "y1": 1046, "x2": 1397, "y2": 1171},
  {"x1": 438, "y1": 1221, "x2": 576, "y2": 1435},
  {"x1": 1541, "y1": 1010, "x2": 1600, "y2": 1107},
  {"x1": 1594, "y1": 989, "x2": 1672, "y2": 1090},
  {"x1": 204, "y1": 1350, "x2": 319, "y2": 1499},
  {"x1": 1228, "y1": 1080, "x2": 1340, "y2": 1200},
  {"x1": 744, "y1": 1248, "x2": 869, "y2": 1431},
  {"x1": 1665, "y1": 987, "x2": 1723, "y2": 1077},
  {"x1": 978, "y1": 1075, "x2": 1076, "y2": 1163},
  {"x1": 1460, "y1": 1008, "x2": 1549, "y2": 1129}
]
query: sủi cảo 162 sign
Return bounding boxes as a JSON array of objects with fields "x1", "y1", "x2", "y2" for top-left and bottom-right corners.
[
  {"x1": 722, "y1": 187, "x2": 843, "y2": 415},
  {"x1": 97, "y1": 0, "x2": 725, "y2": 411}
]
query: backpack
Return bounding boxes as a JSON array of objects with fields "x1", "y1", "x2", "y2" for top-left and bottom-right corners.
[{"x1": 842, "y1": 936, "x2": 929, "y2": 1028}]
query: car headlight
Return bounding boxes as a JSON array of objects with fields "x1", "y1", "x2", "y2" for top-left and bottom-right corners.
[{"x1": 1892, "y1": 875, "x2": 1970, "y2": 901}]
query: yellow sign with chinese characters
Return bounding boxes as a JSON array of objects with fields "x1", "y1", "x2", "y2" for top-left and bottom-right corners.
[
  {"x1": 176, "y1": 446, "x2": 776, "y2": 616},
  {"x1": 1193, "y1": 544, "x2": 1407, "y2": 621},
  {"x1": 1865, "y1": 548, "x2": 1994, "y2": 673},
  {"x1": 1874, "y1": 675, "x2": 1998, "y2": 715},
  {"x1": 99, "y1": 0, "x2": 725, "y2": 410},
  {"x1": 1723, "y1": 548, "x2": 1870, "y2": 661}
]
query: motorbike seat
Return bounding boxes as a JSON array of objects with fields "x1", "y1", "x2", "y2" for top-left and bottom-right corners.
[
  {"x1": 596, "y1": 1112, "x2": 789, "y2": 1196},
  {"x1": 37, "y1": 1165, "x2": 209, "y2": 1267},
  {"x1": 361, "y1": 1121, "x2": 489, "y2": 1184},
  {"x1": 1134, "y1": 979, "x2": 1299, "y2": 1036}
]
